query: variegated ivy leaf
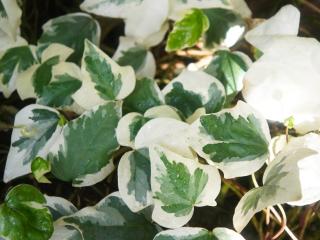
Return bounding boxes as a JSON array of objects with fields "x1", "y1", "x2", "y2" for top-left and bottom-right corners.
[
  {"x1": 45, "y1": 195, "x2": 78, "y2": 221},
  {"x1": 31, "y1": 157, "x2": 51, "y2": 183},
  {"x1": 189, "y1": 101, "x2": 271, "y2": 178},
  {"x1": 144, "y1": 105, "x2": 182, "y2": 121},
  {"x1": 205, "y1": 50, "x2": 251, "y2": 104},
  {"x1": 38, "y1": 13, "x2": 101, "y2": 63},
  {"x1": 56, "y1": 192, "x2": 159, "y2": 240},
  {"x1": 233, "y1": 133, "x2": 320, "y2": 232},
  {"x1": 135, "y1": 118, "x2": 194, "y2": 158},
  {"x1": 48, "y1": 102, "x2": 121, "y2": 187},
  {"x1": 122, "y1": 77, "x2": 164, "y2": 115},
  {"x1": 118, "y1": 148, "x2": 153, "y2": 212},
  {"x1": 73, "y1": 40, "x2": 135, "y2": 110},
  {"x1": 39, "y1": 43, "x2": 74, "y2": 63},
  {"x1": 0, "y1": 0, "x2": 27, "y2": 51},
  {"x1": 0, "y1": 45, "x2": 38, "y2": 98},
  {"x1": 162, "y1": 70, "x2": 225, "y2": 119},
  {"x1": 154, "y1": 227, "x2": 245, "y2": 240},
  {"x1": 166, "y1": 9, "x2": 209, "y2": 52},
  {"x1": 0, "y1": 184, "x2": 54, "y2": 240},
  {"x1": 116, "y1": 112, "x2": 152, "y2": 148},
  {"x1": 4, "y1": 104, "x2": 64, "y2": 183},
  {"x1": 81, "y1": 0, "x2": 169, "y2": 45},
  {"x1": 114, "y1": 37, "x2": 156, "y2": 79},
  {"x1": 203, "y1": 8, "x2": 245, "y2": 48},
  {"x1": 245, "y1": 5, "x2": 300, "y2": 52},
  {"x1": 149, "y1": 145, "x2": 221, "y2": 228}
]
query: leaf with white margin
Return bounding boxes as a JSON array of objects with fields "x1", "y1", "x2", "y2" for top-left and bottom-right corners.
[
  {"x1": 242, "y1": 37, "x2": 320, "y2": 133},
  {"x1": 116, "y1": 112, "x2": 151, "y2": 148},
  {"x1": 48, "y1": 102, "x2": 121, "y2": 187},
  {"x1": 118, "y1": 148, "x2": 153, "y2": 212},
  {"x1": 73, "y1": 40, "x2": 135, "y2": 110},
  {"x1": 162, "y1": 70, "x2": 225, "y2": 118},
  {"x1": 45, "y1": 195, "x2": 78, "y2": 221},
  {"x1": 153, "y1": 227, "x2": 245, "y2": 240},
  {"x1": 0, "y1": 45, "x2": 38, "y2": 98},
  {"x1": 0, "y1": 0, "x2": 22, "y2": 44},
  {"x1": 166, "y1": 8, "x2": 209, "y2": 52},
  {"x1": 203, "y1": 8, "x2": 245, "y2": 48},
  {"x1": 135, "y1": 118, "x2": 194, "y2": 158},
  {"x1": 40, "y1": 43, "x2": 74, "y2": 63},
  {"x1": 188, "y1": 101, "x2": 270, "y2": 178},
  {"x1": 38, "y1": 13, "x2": 101, "y2": 63},
  {"x1": 144, "y1": 105, "x2": 182, "y2": 121},
  {"x1": 123, "y1": 77, "x2": 164, "y2": 115},
  {"x1": 245, "y1": 5, "x2": 300, "y2": 52},
  {"x1": 56, "y1": 192, "x2": 159, "y2": 240},
  {"x1": 50, "y1": 225, "x2": 82, "y2": 240},
  {"x1": 114, "y1": 37, "x2": 156, "y2": 79},
  {"x1": 233, "y1": 134, "x2": 320, "y2": 232},
  {"x1": 0, "y1": 184, "x2": 54, "y2": 240},
  {"x1": 150, "y1": 145, "x2": 221, "y2": 228},
  {"x1": 3, "y1": 104, "x2": 63, "y2": 183},
  {"x1": 205, "y1": 50, "x2": 251, "y2": 104}
]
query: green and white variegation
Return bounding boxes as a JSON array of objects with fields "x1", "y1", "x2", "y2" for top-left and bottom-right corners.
[
  {"x1": 55, "y1": 192, "x2": 158, "y2": 240},
  {"x1": 0, "y1": 45, "x2": 38, "y2": 98},
  {"x1": 4, "y1": 104, "x2": 63, "y2": 183},
  {"x1": 0, "y1": 0, "x2": 27, "y2": 51},
  {"x1": 233, "y1": 133, "x2": 320, "y2": 232},
  {"x1": 81, "y1": 0, "x2": 169, "y2": 45},
  {"x1": 118, "y1": 148, "x2": 153, "y2": 212},
  {"x1": 144, "y1": 105, "x2": 182, "y2": 120},
  {"x1": 38, "y1": 13, "x2": 101, "y2": 63},
  {"x1": 149, "y1": 145, "x2": 221, "y2": 228},
  {"x1": 48, "y1": 102, "x2": 121, "y2": 187},
  {"x1": 135, "y1": 118, "x2": 195, "y2": 158},
  {"x1": 154, "y1": 227, "x2": 245, "y2": 240},
  {"x1": 188, "y1": 101, "x2": 271, "y2": 178},
  {"x1": 73, "y1": 40, "x2": 135, "y2": 110},
  {"x1": 114, "y1": 37, "x2": 156, "y2": 79},
  {"x1": 162, "y1": 70, "x2": 226, "y2": 119},
  {"x1": 45, "y1": 195, "x2": 78, "y2": 221}
]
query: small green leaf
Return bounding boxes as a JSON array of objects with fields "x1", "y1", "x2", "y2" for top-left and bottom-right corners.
[
  {"x1": 32, "y1": 56, "x2": 60, "y2": 95},
  {"x1": 0, "y1": 45, "x2": 37, "y2": 85},
  {"x1": 203, "y1": 8, "x2": 244, "y2": 48},
  {"x1": 37, "y1": 74, "x2": 82, "y2": 107},
  {"x1": 31, "y1": 157, "x2": 51, "y2": 183},
  {"x1": 84, "y1": 40, "x2": 122, "y2": 100},
  {"x1": 284, "y1": 116, "x2": 295, "y2": 129},
  {"x1": 123, "y1": 78, "x2": 163, "y2": 114},
  {"x1": 205, "y1": 50, "x2": 250, "y2": 104},
  {"x1": 0, "y1": 184, "x2": 53, "y2": 240},
  {"x1": 38, "y1": 13, "x2": 100, "y2": 63},
  {"x1": 117, "y1": 46, "x2": 147, "y2": 71},
  {"x1": 166, "y1": 9, "x2": 209, "y2": 52}
]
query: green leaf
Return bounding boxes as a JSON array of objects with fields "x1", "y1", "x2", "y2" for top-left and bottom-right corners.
[
  {"x1": 31, "y1": 157, "x2": 51, "y2": 183},
  {"x1": 150, "y1": 145, "x2": 220, "y2": 228},
  {"x1": 203, "y1": 8, "x2": 244, "y2": 48},
  {"x1": 189, "y1": 101, "x2": 270, "y2": 178},
  {"x1": 37, "y1": 74, "x2": 82, "y2": 107},
  {"x1": 0, "y1": 184, "x2": 53, "y2": 240},
  {"x1": 84, "y1": 40, "x2": 122, "y2": 100},
  {"x1": 117, "y1": 46, "x2": 147, "y2": 71},
  {"x1": 60, "y1": 192, "x2": 158, "y2": 240},
  {"x1": 4, "y1": 105, "x2": 63, "y2": 183},
  {"x1": 0, "y1": 46, "x2": 36, "y2": 85},
  {"x1": 118, "y1": 148, "x2": 153, "y2": 212},
  {"x1": 205, "y1": 50, "x2": 250, "y2": 104},
  {"x1": 162, "y1": 70, "x2": 225, "y2": 119},
  {"x1": 166, "y1": 9, "x2": 209, "y2": 52},
  {"x1": 38, "y1": 13, "x2": 100, "y2": 63},
  {"x1": 154, "y1": 227, "x2": 245, "y2": 240},
  {"x1": 123, "y1": 78, "x2": 163, "y2": 114},
  {"x1": 32, "y1": 56, "x2": 60, "y2": 95},
  {"x1": 48, "y1": 102, "x2": 121, "y2": 187}
]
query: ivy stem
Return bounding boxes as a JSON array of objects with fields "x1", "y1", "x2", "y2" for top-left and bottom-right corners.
[{"x1": 272, "y1": 204, "x2": 287, "y2": 239}]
